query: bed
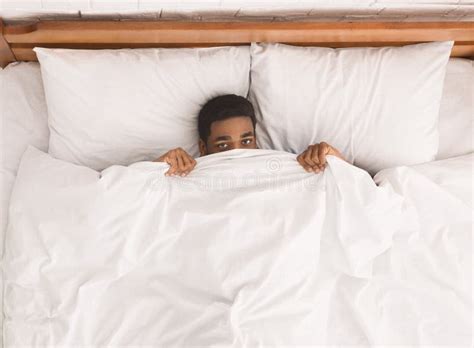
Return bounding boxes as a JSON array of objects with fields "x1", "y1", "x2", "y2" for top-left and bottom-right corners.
[{"x1": 0, "y1": 19, "x2": 473, "y2": 346}]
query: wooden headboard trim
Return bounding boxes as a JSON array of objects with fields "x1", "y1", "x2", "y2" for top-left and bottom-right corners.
[
  {"x1": 1, "y1": 20, "x2": 473, "y2": 68},
  {"x1": 0, "y1": 19, "x2": 16, "y2": 68}
]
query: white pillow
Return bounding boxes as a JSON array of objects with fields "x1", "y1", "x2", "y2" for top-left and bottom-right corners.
[
  {"x1": 249, "y1": 41, "x2": 454, "y2": 174},
  {"x1": 436, "y1": 58, "x2": 473, "y2": 160},
  {"x1": 34, "y1": 47, "x2": 250, "y2": 170}
]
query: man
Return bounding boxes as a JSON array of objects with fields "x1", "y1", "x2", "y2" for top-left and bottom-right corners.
[{"x1": 155, "y1": 94, "x2": 346, "y2": 176}]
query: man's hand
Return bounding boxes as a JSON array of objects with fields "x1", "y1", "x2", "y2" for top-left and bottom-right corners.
[
  {"x1": 154, "y1": 148, "x2": 197, "y2": 176},
  {"x1": 297, "y1": 142, "x2": 345, "y2": 173}
]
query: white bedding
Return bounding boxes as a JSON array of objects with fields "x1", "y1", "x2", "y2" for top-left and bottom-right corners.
[
  {"x1": 437, "y1": 58, "x2": 474, "y2": 160},
  {"x1": 0, "y1": 62, "x2": 49, "y2": 348},
  {"x1": 4, "y1": 147, "x2": 472, "y2": 345}
]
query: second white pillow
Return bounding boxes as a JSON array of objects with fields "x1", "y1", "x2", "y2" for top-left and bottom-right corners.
[{"x1": 249, "y1": 41, "x2": 453, "y2": 174}]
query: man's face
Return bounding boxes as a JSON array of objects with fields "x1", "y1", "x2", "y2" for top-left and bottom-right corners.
[{"x1": 200, "y1": 116, "x2": 257, "y2": 156}]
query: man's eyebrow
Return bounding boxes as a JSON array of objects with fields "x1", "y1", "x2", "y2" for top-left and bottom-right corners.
[
  {"x1": 240, "y1": 131, "x2": 254, "y2": 138},
  {"x1": 214, "y1": 135, "x2": 232, "y2": 142}
]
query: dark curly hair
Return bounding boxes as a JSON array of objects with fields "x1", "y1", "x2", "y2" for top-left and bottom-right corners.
[{"x1": 198, "y1": 94, "x2": 256, "y2": 142}]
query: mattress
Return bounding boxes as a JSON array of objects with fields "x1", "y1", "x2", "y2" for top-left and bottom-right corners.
[{"x1": 1, "y1": 58, "x2": 473, "y2": 346}]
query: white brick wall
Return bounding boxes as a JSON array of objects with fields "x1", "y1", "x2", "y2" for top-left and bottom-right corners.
[{"x1": 0, "y1": 1, "x2": 472, "y2": 22}]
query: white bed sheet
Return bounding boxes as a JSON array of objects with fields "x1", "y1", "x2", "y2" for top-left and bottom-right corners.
[
  {"x1": 0, "y1": 62, "x2": 49, "y2": 244},
  {"x1": 4, "y1": 148, "x2": 472, "y2": 345},
  {"x1": 437, "y1": 58, "x2": 473, "y2": 160},
  {"x1": 0, "y1": 62, "x2": 49, "y2": 348}
]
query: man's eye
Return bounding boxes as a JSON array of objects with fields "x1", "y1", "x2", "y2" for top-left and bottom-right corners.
[
  {"x1": 242, "y1": 138, "x2": 253, "y2": 145},
  {"x1": 217, "y1": 143, "x2": 228, "y2": 149}
]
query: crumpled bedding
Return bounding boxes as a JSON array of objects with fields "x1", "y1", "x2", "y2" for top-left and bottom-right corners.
[{"x1": 3, "y1": 147, "x2": 472, "y2": 346}]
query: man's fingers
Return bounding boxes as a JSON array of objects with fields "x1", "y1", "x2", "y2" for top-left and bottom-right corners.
[
  {"x1": 308, "y1": 145, "x2": 323, "y2": 172},
  {"x1": 319, "y1": 142, "x2": 329, "y2": 163},
  {"x1": 188, "y1": 156, "x2": 197, "y2": 172},
  {"x1": 181, "y1": 154, "x2": 196, "y2": 176},
  {"x1": 165, "y1": 155, "x2": 178, "y2": 176},
  {"x1": 304, "y1": 146, "x2": 318, "y2": 169},
  {"x1": 165, "y1": 152, "x2": 197, "y2": 177},
  {"x1": 176, "y1": 153, "x2": 187, "y2": 176},
  {"x1": 318, "y1": 142, "x2": 330, "y2": 170},
  {"x1": 297, "y1": 154, "x2": 313, "y2": 172},
  {"x1": 313, "y1": 144, "x2": 326, "y2": 170},
  {"x1": 159, "y1": 149, "x2": 196, "y2": 176},
  {"x1": 297, "y1": 142, "x2": 345, "y2": 174}
]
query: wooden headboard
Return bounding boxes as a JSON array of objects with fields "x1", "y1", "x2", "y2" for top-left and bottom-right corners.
[{"x1": 1, "y1": 19, "x2": 473, "y2": 68}]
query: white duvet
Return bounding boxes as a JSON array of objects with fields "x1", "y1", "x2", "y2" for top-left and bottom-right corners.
[{"x1": 3, "y1": 147, "x2": 472, "y2": 346}]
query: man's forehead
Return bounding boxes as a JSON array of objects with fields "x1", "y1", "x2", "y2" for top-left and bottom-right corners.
[
  {"x1": 211, "y1": 115, "x2": 253, "y2": 126},
  {"x1": 213, "y1": 130, "x2": 254, "y2": 141},
  {"x1": 209, "y1": 117, "x2": 254, "y2": 135}
]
